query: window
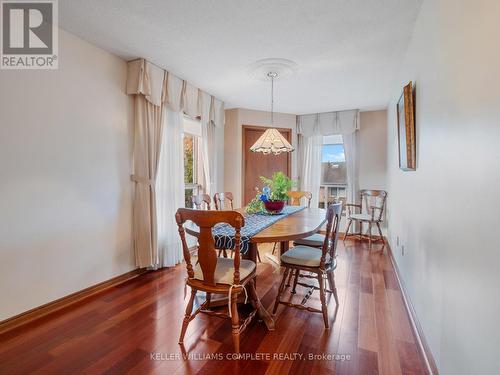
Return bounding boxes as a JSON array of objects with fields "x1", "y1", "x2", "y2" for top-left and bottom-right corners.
[
  {"x1": 183, "y1": 116, "x2": 203, "y2": 208},
  {"x1": 319, "y1": 135, "x2": 347, "y2": 208}
]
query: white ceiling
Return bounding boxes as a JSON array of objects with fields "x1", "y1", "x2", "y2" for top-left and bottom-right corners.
[{"x1": 59, "y1": 0, "x2": 422, "y2": 114}]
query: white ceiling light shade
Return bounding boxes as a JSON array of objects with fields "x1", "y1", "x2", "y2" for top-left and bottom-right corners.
[
  {"x1": 250, "y1": 68, "x2": 295, "y2": 155},
  {"x1": 250, "y1": 128, "x2": 294, "y2": 155}
]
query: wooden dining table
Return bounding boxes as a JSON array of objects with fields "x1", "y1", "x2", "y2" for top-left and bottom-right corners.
[
  {"x1": 185, "y1": 207, "x2": 327, "y2": 263},
  {"x1": 184, "y1": 206, "x2": 327, "y2": 330},
  {"x1": 240, "y1": 207, "x2": 327, "y2": 263}
]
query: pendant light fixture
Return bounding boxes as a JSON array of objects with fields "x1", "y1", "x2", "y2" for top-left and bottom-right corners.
[{"x1": 250, "y1": 71, "x2": 295, "y2": 155}]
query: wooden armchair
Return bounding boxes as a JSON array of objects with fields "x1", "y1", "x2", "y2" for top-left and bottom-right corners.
[
  {"x1": 272, "y1": 203, "x2": 342, "y2": 329},
  {"x1": 343, "y1": 189, "x2": 387, "y2": 250},
  {"x1": 191, "y1": 194, "x2": 211, "y2": 210},
  {"x1": 175, "y1": 208, "x2": 267, "y2": 353},
  {"x1": 213, "y1": 192, "x2": 234, "y2": 210}
]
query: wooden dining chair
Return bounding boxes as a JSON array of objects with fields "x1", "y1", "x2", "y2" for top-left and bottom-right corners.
[
  {"x1": 213, "y1": 192, "x2": 234, "y2": 210},
  {"x1": 287, "y1": 191, "x2": 313, "y2": 207},
  {"x1": 191, "y1": 194, "x2": 211, "y2": 210},
  {"x1": 272, "y1": 203, "x2": 342, "y2": 329},
  {"x1": 343, "y1": 189, "x2": 387, "y2": 250},
  {"x1": 176, "y1": 208, "x2": 265, "y2": 353}
]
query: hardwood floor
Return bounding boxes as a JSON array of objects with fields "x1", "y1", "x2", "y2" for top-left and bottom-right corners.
[{"x1": 0, "y1": 240, "x2": 428, "y2": 375}]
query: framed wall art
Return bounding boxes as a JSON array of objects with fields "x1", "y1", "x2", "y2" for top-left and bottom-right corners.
[{"x1": 397, "y1": 81, "x2": 416, "y2": 171}]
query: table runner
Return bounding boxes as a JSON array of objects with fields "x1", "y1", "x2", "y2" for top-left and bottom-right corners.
[{"x1": 213, "y1": 205, "x2": 306, "y2": 254}]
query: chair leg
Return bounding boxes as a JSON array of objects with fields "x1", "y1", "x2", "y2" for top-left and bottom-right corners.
[
  {"x1": 291, "y1": 270, "x2": 300, "y2": 294},
  {"x1": 179, "y1": 288, "x2": 196, "y2": 344},
  {"x1": 230, "y1": 292, "x2": 240, "y2": 353},
  {"x1": 205, "y1": 292, "x2": 211, "y2": 309},
  {"x1": 273, "y1": 267, "x2": 290, "y2": 315},
  {"x1": 271, "y1": 242, "x2": 277, "y2": 255},
  {"x1": 286, "y1": 269, "x2": 295, "y2": 288},
  {"x1": 257, "y1": 248, "x2": 262, "y2": 263},
  {"x1": 317, "y1": 273, "x2": 329, "y2": 329},
  {"x1": 359, "y1": 221, "x2": 363, "y2": 239},
  {"x1": 376, "y1": 222, "x2": 385, "y2": 244},
  {"x1": 217, "y1": 249, "x2": 228, "y2": 258},
  {"x1": 343, "y1": 219, "x2": 352, "y2": 241},
  {"x1": 368, "y1": 222, "x2": 373, "y2": 251},
  {"x1": 327, "y1": 271, "x2": 339, "y2": 305}
]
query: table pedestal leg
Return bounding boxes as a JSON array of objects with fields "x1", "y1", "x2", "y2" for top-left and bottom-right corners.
[
  {"x1": 244, "y1": 243, "x2": 258, "y2": 286},
  {"x1": 280, "y1": 241, "x2": 290, "y2": 255}
]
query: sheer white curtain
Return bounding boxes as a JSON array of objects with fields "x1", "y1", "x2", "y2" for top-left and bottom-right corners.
[
  {"x1": 156, "y1": 108, "x2": 185, "y2": 268},
  {"x1": 200, "y1": 91, "x2": 215, "y2": 196},
  {"x1": 299, "y1": 133, "x2": 323, "y2": 208},
  {"x1": 342, "y1": 131, "x2": 359, "y2": 207}
]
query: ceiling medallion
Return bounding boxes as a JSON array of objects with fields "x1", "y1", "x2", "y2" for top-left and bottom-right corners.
[{"x1": 248, "y1": 58, "x2": 298, "y2": 81}]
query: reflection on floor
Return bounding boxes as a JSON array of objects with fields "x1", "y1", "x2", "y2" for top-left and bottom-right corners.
[{"x1": 0, "y1": 240, "x2": 427, "y2": 375}]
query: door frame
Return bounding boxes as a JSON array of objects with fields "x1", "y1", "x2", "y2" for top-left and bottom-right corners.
[{"x1": 242, "y1": 125, "x2": 292, "y2": 205}]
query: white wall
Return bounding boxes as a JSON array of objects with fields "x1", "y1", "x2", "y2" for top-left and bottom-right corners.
[
  {"x1": 358, "y1": 110, "x2": 388, "y2": 191},
  {"x1": 0, "y1": 29, "x2": 134, "y2": 321},
  {"x1": 386, "y1": 1, "x2": 500, "y2": 373},
  {"x1": 224, "y1": 108, "x2": 297, "y2": 207},
  {"x1": 357, "y1": 110, "x2": 388, "y2": 234}
]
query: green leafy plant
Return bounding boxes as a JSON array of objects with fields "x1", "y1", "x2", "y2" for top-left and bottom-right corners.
[
  {"x1": 259, "y1": 172, "x2": 294, "y2": 201},
  {"x1": 246, "y1": 195, "x2": 264, "y2": 214}
]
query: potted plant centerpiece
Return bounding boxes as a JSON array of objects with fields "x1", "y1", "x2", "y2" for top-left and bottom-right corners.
[{"x1": 246, "y1": 172, "x2": 293, "y2": 215}]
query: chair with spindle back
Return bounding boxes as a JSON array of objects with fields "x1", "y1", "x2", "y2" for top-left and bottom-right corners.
[
  {"x1": 272, "y1": 203, "x2": 342, "y2": 329},
  {"x1": 343, "y1": 189, "x2": 387, "y2": 250},
  {"x1": 176, "y1": 209, "x2": 266, "y2": 353},
  {"x1": 191, "y1": 194, "x2": 211, "y2": 210},
  {"x1": 213, "y1": 192, "x2": 234, "y2": 211}
]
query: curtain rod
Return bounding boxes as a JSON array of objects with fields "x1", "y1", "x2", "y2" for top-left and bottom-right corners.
[{"x1": 127, "y1": 57, "x2": 168, "y2": 72}]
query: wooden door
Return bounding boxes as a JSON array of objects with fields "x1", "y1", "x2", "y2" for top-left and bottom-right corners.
[{"x1": 243, "y1": 125, "x2": 291, "y2": 205}]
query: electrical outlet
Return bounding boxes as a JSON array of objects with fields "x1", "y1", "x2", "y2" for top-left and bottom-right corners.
[
  {"x1": 396, "y1": 236, "x2": 400, "y2": 246},
  {"x1": 401, "y1": 245, "x2": 405, "y2": 256}
]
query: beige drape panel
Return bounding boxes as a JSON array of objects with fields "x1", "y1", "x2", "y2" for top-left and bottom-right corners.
[
  {"x1": 131, "y1": 96, "x2": 165, "y2": 267},
  {"x1": 127, "y1": 60, "x2": 167, "y2": 268},
  {"x1": 127, "y1": 58, "x2": 224, "y2": 268},
  {"x1": 297, "y1": 109, "x2": 359, "y2": 136}
]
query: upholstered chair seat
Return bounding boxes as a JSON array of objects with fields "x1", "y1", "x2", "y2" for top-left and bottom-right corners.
[
  {"x1": 293, "y1": 233, "x2": 326, "y2": 248},
  {"x1": 281, "y1": 245, "x2": 332, "y2": 267},
  {"x1": 349, "y1": 213, "x2": 373, "y2": 222},
  {"x1": 194, "y1": 258, "x2": 256, "y2": 285}
]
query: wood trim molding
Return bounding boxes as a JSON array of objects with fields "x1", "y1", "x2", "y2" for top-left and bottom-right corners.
[
  {"x1": 387, "y1": 243, "x2": 439, "y2": 375},
  {"x1": 0, "y1": 268, "x2": 147, "y2": 335}
]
